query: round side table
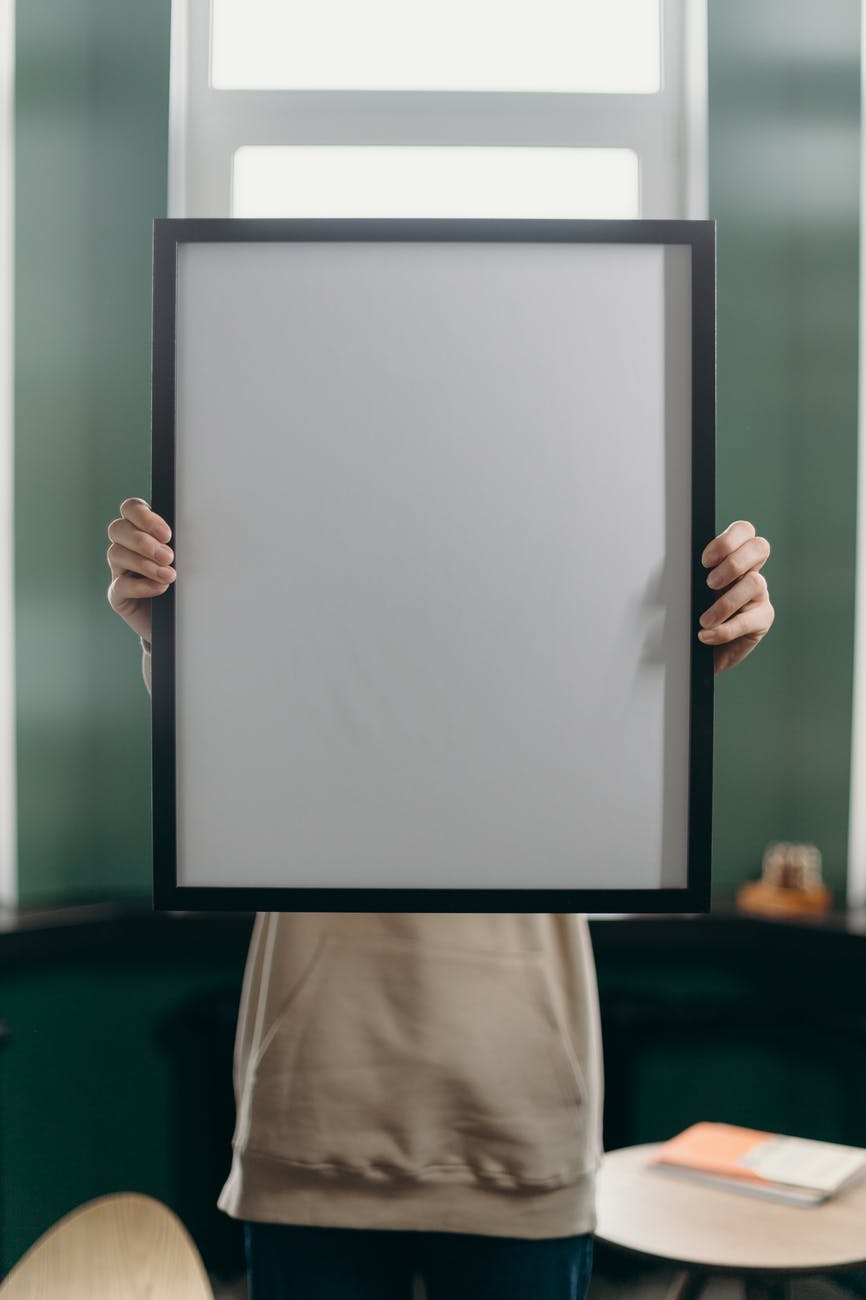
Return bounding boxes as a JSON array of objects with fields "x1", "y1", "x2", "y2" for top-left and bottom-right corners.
[{"x1": 595, "y1": 1142, "x2": 866, "y2": 1299}]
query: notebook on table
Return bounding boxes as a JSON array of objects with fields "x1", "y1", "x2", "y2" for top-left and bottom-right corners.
[{"x1": 649, "y1": 1122, "x2": 866, "y2": 1206}]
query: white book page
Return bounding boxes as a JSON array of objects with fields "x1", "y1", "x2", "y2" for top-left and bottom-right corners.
[{"x1": 742, "y1": 1137, "x2": 866, "y2": 1192}]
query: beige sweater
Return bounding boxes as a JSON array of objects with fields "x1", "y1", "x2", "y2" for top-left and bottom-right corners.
[{"x1": 144, "y1": 644, "x2": 603, "y2": 1238}]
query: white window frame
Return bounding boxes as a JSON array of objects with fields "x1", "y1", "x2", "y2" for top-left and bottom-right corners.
[
  {"x1": 0, "y1": 0, "x2": 16, "y2": 905},
  {"x1": 169, "y1": 0, "x2": 707, "y2": 222},
  {"x1": 848, "y1": 5, "x2": 866, "y2": 907}
]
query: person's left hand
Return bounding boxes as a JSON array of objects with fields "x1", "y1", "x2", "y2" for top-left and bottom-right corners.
[{"x1": 699, "y1": 521, "x2": 774, "y2": 675}]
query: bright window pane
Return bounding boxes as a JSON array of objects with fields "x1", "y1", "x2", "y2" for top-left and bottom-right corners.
[
  {"x1": 232, "y1": 147, "x2": 641, "y2": 219},
  {"x1": 212, "y1": 0, "x2": 660, "y2": 93}
]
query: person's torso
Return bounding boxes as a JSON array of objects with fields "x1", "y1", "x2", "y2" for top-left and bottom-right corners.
[{"x1": 231, "y1": 910, "x2": 603, "y2": 1190}]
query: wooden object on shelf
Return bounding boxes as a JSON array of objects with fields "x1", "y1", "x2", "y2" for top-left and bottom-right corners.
[{"x1": 737, "y1": 842, "x2": 832, "y2": 917}]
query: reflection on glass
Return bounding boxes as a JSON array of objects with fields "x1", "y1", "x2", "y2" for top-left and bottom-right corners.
[
  {"x1": 232, "y1": 146, "x2": 641, "y2": 218},
  {"x1": 211, "y1": 0, "x2": 661, "y2": 93}
]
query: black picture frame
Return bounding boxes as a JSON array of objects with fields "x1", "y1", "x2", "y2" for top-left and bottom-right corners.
[{"x1": 151, "y1": 218, "x2": 716, "y2": 913}]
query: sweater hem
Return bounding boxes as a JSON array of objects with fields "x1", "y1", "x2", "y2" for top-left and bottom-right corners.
[{"x1": 218, "y1": 1148, "x2": 598, "y2": 1239}]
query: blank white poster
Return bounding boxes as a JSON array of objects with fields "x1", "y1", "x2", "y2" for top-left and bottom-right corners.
[{"x1": 171, "y1": 237, "x2": 693, "y2": 892}]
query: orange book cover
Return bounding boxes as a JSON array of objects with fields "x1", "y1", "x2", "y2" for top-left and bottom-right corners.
[
  {"x1": 650, "y1": 1123, "x2": 775, "y2": 1185},
  {"x1": 650, "y1": 1123, "x2": 866, "y2": 1205}
]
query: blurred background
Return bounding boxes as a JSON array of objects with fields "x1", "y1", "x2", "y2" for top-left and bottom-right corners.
[{"x1": 0, "y1": 0, "x2": 864, "y2": 1292}]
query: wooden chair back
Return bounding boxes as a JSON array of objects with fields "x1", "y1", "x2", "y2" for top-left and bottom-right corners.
[{"x1": 0, "y1": 1192, "x2": 214, "y2": 1299}]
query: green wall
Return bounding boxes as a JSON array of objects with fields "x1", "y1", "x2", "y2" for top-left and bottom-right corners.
[
  {"x1": 15, "y1": 0, "x2": 171, "y2": 903},
  {"x1": 708, "y1": 0, "x2": 861, "y2": 897},
  {"x1": 13, "y1": 0, "x2": 863, "y2": 902},
  {"x1": 0, "y1": 929, "x2": 249, "y2": 1274}
]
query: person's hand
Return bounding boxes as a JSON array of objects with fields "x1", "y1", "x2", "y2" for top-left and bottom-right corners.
[
  {"x1": 106, "y1": 498, "x2": 175, "y2": 644},
  {"x1": 699, "y1": 520, "x2": 774, "y2": 675}
]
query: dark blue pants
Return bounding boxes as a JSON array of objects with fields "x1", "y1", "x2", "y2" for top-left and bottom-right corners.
[{"x1": 245, "y1": 1222, "x2": 593, "y2": 1300}]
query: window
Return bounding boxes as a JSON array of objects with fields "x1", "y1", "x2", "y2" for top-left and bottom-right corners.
[
  {"x1": 170, "y1": 0, "x2": 706, "y2": 221},
  {"x1": 165, "y1": 0, "x2": 708, "y2": 905},
  {"x1": 232, "y1": 146, "x2": 641, "y2": 219},
  {"x1": 0, "y1": 0, "x2": 14, "y2": 905},
  {"x1": 849, "y1": 10, "x2": 866, "y2": 907},
  {"x1": 210, "y1": 0, "x2": 662, "y2": 93}
]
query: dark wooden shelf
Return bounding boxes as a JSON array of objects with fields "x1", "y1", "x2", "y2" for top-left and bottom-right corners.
[{"x1": 0, "y1": 897, "x2": 862, "y2": 965}]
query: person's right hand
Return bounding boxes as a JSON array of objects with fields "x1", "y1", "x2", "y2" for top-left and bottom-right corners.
[{"x1": 106, "y1": 498, "x2": 175, "y2": 644}]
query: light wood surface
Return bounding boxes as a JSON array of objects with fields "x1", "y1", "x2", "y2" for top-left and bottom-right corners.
[
  {"x1": 596, "y1": 1143, "x2": 866, "y2": 1275},
  {"x1": 0, "y1": 1193, "x2": 214, "y2": 1299}
]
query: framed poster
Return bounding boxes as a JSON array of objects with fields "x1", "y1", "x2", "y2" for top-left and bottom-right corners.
[{"x1": 151, "y1": 218, "x2": 715, "y2": 912}]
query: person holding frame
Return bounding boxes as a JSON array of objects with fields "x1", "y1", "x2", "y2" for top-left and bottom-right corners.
[{"x1": 107, "y1": 501, "x2": 773, "y2": 1300}]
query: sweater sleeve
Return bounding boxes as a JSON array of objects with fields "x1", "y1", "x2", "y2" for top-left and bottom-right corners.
[{"x1": 141, "y1": 637, "x2": 152, "y2": 695}]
